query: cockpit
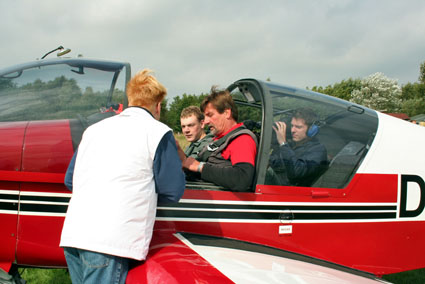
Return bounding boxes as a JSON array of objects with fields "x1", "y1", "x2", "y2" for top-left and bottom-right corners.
[{"x1": 227, "y1": 79, "x2": 378, "y2": 190}]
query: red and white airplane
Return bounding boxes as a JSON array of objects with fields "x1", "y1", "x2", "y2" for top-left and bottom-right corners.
[{"x1": 0, "y1": 54, "x2": 424, "y2": 283}]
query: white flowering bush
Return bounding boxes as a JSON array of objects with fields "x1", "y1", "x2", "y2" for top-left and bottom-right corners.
[{"x1": 350, "y1": 72, "x2": 402, "y2": 112}]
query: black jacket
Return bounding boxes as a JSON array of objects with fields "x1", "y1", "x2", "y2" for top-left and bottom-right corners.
[{"x1": 269, "y1": 137, "x2": 328, "y2": 186}]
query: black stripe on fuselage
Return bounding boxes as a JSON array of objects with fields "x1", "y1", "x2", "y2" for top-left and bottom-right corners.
[
  {"x1": 157, "y1": 209, "x2": 396, "y2": 220},
  {"x1": 0, "y1": 193, "x2": 19, "y2": 201},
  {"x1": 3, "y1": 193, "x2": 398, "y2": 221},
  {"x1": 20, "y1": 195, "x2": 70, "y2": 203},
  {"x1": 0, "y1": 201, "x2": 18, "y2": 211},
  {"x1": 19, "y1": 203, "x2": 68, "y2": 214},
  {"x1": 0, "y1": 192, "x2": 19, "y2": 212},
  {"x1": 160, "y1": 202, "x2": 397, "y2": 211}
]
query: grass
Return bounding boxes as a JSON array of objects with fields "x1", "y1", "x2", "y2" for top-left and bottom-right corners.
[
  {"x1": 18, "y1": 268, "x2": 71, "y2": 284},
  {"x1": 175, "y1": 132, "x2": 190, "y2": 150},
  {"x1": 382, "y1": 268, "x2": 425, "y2": 284},
  {"x1": 17, "y1": 267, "x2": 425, "y2": 283}
]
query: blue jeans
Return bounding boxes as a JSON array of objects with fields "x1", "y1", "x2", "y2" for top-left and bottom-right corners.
[{"x1": 64, "y1": 247, "x2": 130, "y2": 284}]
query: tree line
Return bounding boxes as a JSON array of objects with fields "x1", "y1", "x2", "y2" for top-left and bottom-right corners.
[
  {"x1": 2, "y1": 60, "x2": 423, "y2": 130},
  {"x1": 308, "y1": 61, "x2": 425, "y2": 117},
  {"x1": 161, "y1": 61, "x2": 425, "y2": 132}
]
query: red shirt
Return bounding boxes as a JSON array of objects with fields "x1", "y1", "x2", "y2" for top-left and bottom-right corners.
[{"x1": 214, "y1": 123, "x2": 257, "y2": 166}]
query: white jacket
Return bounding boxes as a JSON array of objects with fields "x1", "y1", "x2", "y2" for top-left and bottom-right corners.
[{"x1": 60, "y1": 107, "x2": 171, "y2": 260}]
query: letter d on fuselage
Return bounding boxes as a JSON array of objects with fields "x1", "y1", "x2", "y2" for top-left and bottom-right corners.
[{"x1": 400, "y1": 175, "x2": 425, "y2": 218}]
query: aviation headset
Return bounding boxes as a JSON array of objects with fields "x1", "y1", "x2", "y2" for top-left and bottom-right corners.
[
  {"x1": 307, "y1": 121, "x2": 320, "y2": 137},
  {"x1": 304, "y1": 109, "x2": 321, "y2": 137},
  {"x1": 279, "y1": 108, "x2": 321, "y2": 138}
]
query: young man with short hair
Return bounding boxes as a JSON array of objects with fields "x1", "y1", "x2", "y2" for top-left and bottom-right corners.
[
  {"x1": 270, "y1": 107, "x2": 328, "y2": 186},
  {"x1": 180, "y1": 106, "x2": 213, "y2": 159}
]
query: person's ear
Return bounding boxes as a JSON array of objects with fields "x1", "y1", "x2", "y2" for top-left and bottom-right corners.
[
  {"x1": 154, "y1": 102, "x2": 161, "y2": 120},
  {"x1": 224, "y1": 109, "x2": 231, "y2": 119}
]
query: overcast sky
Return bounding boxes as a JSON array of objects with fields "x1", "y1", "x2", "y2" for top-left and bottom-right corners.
[{"x1": 1, "y1": 0, "x2": 425, "y2": 99}]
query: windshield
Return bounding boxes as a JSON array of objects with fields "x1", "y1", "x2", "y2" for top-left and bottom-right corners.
[
  {"x1": 0, "y1": 62, "x2": 128, "y2": 122},
  {"x1": 264, "y1": 87, "x2": 378, "y2": 189}
]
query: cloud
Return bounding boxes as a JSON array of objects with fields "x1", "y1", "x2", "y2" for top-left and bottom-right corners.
[{"x1": 1, "y1": 0, "x2": 425, "y2": 98}]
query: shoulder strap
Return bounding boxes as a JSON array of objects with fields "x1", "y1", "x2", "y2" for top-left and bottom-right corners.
[{"x1": 198, "y1": 125, "x2": 258, "y2": 162}]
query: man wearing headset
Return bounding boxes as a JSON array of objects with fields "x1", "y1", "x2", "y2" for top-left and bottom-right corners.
[{"x1": 269, "y1": 107, "x2": 328, "y2": 187}]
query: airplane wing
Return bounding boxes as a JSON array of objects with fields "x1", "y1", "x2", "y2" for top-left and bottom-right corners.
[{"x1": 126, "y1": 231, "x2": 390, "y2": 284}]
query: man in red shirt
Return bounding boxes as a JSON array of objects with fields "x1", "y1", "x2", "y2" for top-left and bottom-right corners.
[{"x1": 181, "y1": 87, "x2": 257, "y2": 191}]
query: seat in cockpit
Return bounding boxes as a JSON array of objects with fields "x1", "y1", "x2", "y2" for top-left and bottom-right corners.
[{"x1": 312, "y1": 141, "x2": 365, "y2": 189}]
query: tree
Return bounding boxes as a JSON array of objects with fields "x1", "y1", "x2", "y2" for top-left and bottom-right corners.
[
  {"x1": 400, "y1": 61, "x2": 425, "y2": 116},
  {"x1": 0, "y1": 78, "x2": 16, "y2": 91},
  {"x1": 159, "y1": 97, "x2": 169, "y2": 125},
  {"x1": 401, "y1": 82, "x2": 425, "y2": 101},
  {"x1": 309, "y1": 78, "x2": 361, "y2": 101},
  {"x1": 419, "y1": 61, "x2": 425, "y2": 84},
  {"x1": 165, "y1": 93, "x2": 207, "y2": 132},
  {"x1": 350, "y1": 72, "x2": 402, "y2": 112},
  {"x1": 401, "y1": 98, "x2": 425, "y2": 117}
]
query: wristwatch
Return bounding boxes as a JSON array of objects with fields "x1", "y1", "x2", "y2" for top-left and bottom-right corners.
[
  {"x1": 197, "y1": 162, "x2": 205, "y2": 173},
  {"x1": 280, "y1": 141, "x2": 286, "y2": 146}
]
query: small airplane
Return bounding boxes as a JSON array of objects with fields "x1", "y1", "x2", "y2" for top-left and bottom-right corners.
[{"x1": 1, "y1": 49, "x2": 424, "y2": 283}]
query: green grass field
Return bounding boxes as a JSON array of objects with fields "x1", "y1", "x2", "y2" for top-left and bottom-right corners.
[
  {"x1": 16, "y1": 267, "x2": 425, "y2": 283},
  {"x1": 383, "y1": 268, "x2": 425, "y2": 283},
  {"x1": 18, "y1": 268, "x2": 71, "y2": 284}
]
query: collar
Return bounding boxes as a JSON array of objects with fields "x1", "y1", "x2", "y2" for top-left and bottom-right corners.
[
  {"x1": 127, "y1": 106, "x2": 154, "y2": 118},
  {"x1": 214, "y1": 122, "x2": 243, "y2": 140},
  {"x1": 189, "y1": 132, "x2": 209, "y2": 146},
  {"x1": 292, "y1": 137, "x2": 313, "y2": 148}
]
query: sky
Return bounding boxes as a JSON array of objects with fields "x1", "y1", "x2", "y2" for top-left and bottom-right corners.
[{"x1": 1, "y1": 0, "x2": 425, "y2": 99}]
